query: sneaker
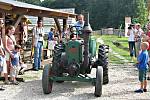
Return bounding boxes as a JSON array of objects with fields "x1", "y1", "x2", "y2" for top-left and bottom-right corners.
[
  {"x1": 143, "y1": 89, "x2": 147, "y2": 92},
  {"x1": 134, "y1": 89, "x2": 143, "y2": 93},
  {"x1": 32, "y1": 68, "x2": 38, "y2": 71},
  {"x1": 0, "y1": 87, "x2": 5, "y2": 91},
  {"x1": 38, "y1": 67, "x2": 43, "y2": 70},
  {"x1": 11, "y1": 81, "x2": 19, "y2": 85},
  {"x1": 0, "y1": 86, "x2": 5, "y2": 91},
  {"x1": 4, "y1": 80, "x2": 10, "y2": 85}
]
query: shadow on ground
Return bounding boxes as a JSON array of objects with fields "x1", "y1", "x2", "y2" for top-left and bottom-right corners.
[{"x1": 11, "y1": 80, "x2": 96, "y2": 100}]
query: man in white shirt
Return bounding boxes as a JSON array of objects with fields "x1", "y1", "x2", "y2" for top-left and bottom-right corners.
[{"x1": 32, "y1": 20, "x2": 45, "y2": 71}]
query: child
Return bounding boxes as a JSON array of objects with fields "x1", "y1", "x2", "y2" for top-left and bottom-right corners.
[
  {"x1": 10, "y1": 44, "x2": 21, "y2": 85},
  {"x1": 135, "y1": 42, "x2": 149, "y2": 93},
  {"x1": 48, "y1": 36, "x2": 58, "y2": 57}
]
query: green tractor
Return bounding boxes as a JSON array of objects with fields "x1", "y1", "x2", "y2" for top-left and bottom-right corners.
[{"x1": 42, "y1": 13, "x2": 109, "y2": 97}]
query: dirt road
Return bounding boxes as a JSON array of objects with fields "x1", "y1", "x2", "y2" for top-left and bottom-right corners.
[{"x1": 0, "y1": 63, "x2": 150, "y2": 100}]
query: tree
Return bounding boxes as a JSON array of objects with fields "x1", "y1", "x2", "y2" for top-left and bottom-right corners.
[
  {"x1": 16, "y1": 0, "x2": 149, "y2": 30},
  {"x1": 135, "y1": 0, "x2": 148, "y2": 27},
  {"x1": 15, "y1": 0, "x2": 41, "y2": 5}
]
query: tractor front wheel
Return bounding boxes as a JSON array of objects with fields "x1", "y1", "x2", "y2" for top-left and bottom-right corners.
[
  {"x1": 42, "y1": 64, "x2": 53, "y2": 94},
  {"x1": 94, "y1": 66, "x2": 103, "y2": 97}
]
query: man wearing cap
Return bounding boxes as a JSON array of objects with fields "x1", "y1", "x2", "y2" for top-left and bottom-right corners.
[{"x1": 135, "y1": 23, "x2": 144, "y2": 56}]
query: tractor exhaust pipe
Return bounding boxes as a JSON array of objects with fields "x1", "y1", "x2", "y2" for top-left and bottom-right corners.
[{"x1": 83, "y1": 12, "x2": 92, "y2": 70}]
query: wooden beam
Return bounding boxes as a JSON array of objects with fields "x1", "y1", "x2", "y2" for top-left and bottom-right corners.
[
  {"x1": 0, "y1": 7, "x2": 75, "y2": 19},
  {"x1": 63, "y1": 19, "x2": 67, "y2": 32},
  {"x1": 14, "y1": 15, "x2": 23, "y2": 29},
  {"x1": 54, "y1": 18, "x2": 62, "y2": 40},
  {"x1": 0, "y1": 3, "x2": 12, "y2": 10},
  {"x1": 11, "y1": 7, "x2": 69, "y2": 19}
]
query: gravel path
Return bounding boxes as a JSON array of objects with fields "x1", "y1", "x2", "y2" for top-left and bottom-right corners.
[{"x1": 0, "y1": 63, "x2": 150, "y2": 100}]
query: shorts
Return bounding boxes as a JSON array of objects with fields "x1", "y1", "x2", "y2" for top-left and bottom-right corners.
[
  {"x1": 48, "y1": 41, "x2": 56, "y2": 50},
  {"x1": 0, "y1": 56, "x2": 7, "y2": 73},
  {"x1": 139, "y1": 70, "x2": 147, "y2": 82},
  {"x1": 10, "y1": 65, "x2": 19, "y2": 77},
  {"x1": 5, "y1": 51, "x2": 10, "y2": 61}
]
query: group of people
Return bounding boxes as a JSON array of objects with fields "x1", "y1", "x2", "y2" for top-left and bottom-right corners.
[
  {"x1": 0, "y1": 19, "x2": 25, "y2": 91},
  {"x1": 127, "y1": 23, "x2": 150, "y2": 93},
  {"x1": 0, "y1": 14, "x2": 84, "y2": 90},
  {"x1": 32, "y1": 14, "x2": 84, "y2": 71}
]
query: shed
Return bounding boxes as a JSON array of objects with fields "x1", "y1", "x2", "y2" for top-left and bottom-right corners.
[
  {"x1": 0, "y1": 0, "x2": 77, "y2": 65},
  {"x1": 0, "y1": 0, "x2": 76, "y2": 38}
]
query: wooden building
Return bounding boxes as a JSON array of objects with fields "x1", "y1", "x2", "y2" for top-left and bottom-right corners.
[
  {"x1": 0, "y1": 0, "x2": 76, "y2": 41},
  {"x1": 0, "y1": 0, "x2": 76, "y2": 65}
]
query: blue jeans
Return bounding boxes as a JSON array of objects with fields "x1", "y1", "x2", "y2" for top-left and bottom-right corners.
[
  {"x1": 34, "y1": 41, "x2": 43, "y2": 70},
  {"x1": 128, "y1": 41, "x2": 136, "y2": 57}
]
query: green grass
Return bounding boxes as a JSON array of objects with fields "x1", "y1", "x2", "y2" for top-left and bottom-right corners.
[{"x1": 95, "y1": 34, "x2": 132, "y2": 64}]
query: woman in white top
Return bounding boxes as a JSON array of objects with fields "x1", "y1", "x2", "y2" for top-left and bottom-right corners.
[{"x1": 127, "y1": 25, "x2": 136, "y2": 61}]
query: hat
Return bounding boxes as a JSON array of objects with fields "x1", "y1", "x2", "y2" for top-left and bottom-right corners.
[{"x1": 136, "y1": 23, "x2": 141, "y2": 26}]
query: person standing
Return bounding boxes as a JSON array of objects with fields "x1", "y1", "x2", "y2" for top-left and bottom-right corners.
[
  {"x1": 134, "y1": 42, "x2": 149, "y2": 93},
  {"x1": 127, "y1": 24, "x2": 136, "y2": 62},
  {"x1": 3, "y1": 25, "x2": 16, "y2": 84},
  {"x1": 32, "y1": 20, "x2": 45, "y2": 71},
  {"x1": 48, "y1": 27, "x2": 55, "y2": 57},
  {"x1": 10, "y1": 45, "x2": 21, "y2": 85},
  {"x1": 0, "y1": 18, "x2": 9, "y2": 89},
  {"x1": 135, "y1": 23, "x2": 144, "y2": 57},
  {"x1": 146, "y1": 22, "x2": 150, "y2": 80},
  {"x1": 48, "y1": 27, "x2": 54, "y2": 41}
]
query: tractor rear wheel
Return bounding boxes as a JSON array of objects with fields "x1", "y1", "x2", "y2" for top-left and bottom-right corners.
[
  {"x1": 42, "y1": 64, "x2": 53, "y2": 94},
  {"x1": 94, "y1": 66, "x2": 103, "y2": 97}
]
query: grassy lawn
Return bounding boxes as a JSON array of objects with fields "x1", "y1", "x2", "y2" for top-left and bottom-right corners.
[{"x1": 95, "y1": 34, "x2": 132, "y2": 64}]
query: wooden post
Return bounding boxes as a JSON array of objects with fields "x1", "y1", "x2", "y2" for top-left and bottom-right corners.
[
  {"x1": 14, "y1": 15, "x2": 23, "y2": 29},
  {"x1": 54, "y1": 18, "x2": 62, "y2": 41},
  {"x1": 63, "y1": 19, "x2": 67, "y2": 33},
  {"x1": 1, "y1": 12, "x2": 5, "y2": 39}
]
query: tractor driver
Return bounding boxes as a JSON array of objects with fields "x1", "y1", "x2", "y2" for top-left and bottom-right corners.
[
  {"x1": 74, "y1": 14, "x2": 85, "y2": 31},
  {"x1": 73, "y1": 14, "x2": 85, "y2": 38}
]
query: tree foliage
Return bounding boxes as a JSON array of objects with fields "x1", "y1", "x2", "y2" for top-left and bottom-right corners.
[
  {"x1": 15, "y1": 0, "x2": 149, "y2": 30},
  {"x1": 136, "y1": 0, "x2": 148, "y2": 27},
  {"x1": 16, "y1": 0, "x2": 41, "y2": 5}
]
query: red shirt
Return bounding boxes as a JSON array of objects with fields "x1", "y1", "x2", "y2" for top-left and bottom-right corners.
[{"x1": 147, "y1": 31, "x2": 150, "y2": 50}]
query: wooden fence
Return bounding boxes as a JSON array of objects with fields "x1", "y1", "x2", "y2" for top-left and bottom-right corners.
[{"x1": 93, "y1": 28, "x2": 125, "y2": 37}]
